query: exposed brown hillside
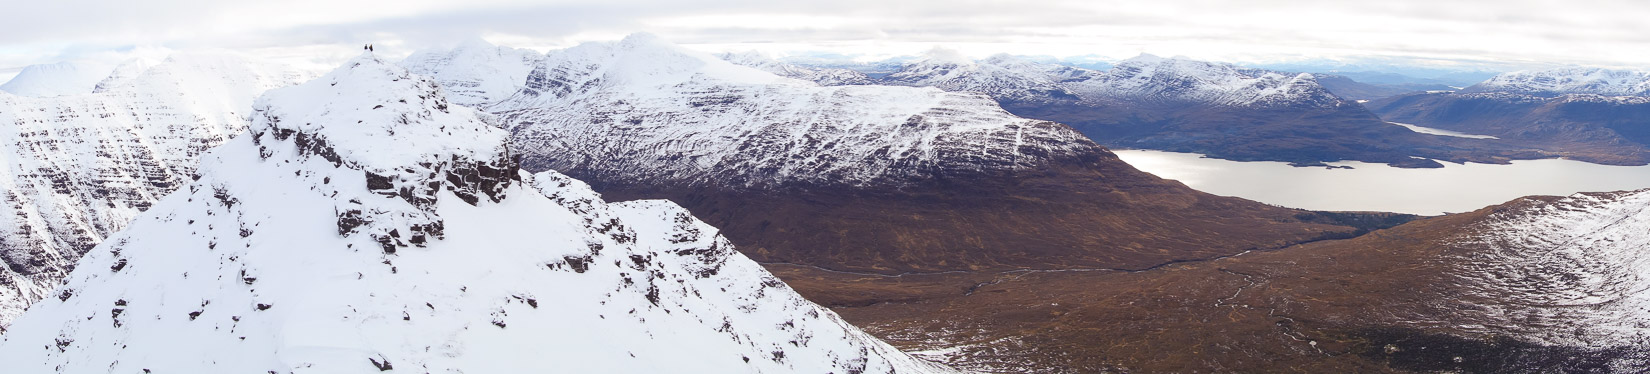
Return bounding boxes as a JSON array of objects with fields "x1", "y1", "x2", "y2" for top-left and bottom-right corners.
[
  {"x1": 782, "y1": 191, "x2": 1649, "y2": 373},
  {"x1": 585, "y1": 146, "x2": 1381, "y2": 274}
]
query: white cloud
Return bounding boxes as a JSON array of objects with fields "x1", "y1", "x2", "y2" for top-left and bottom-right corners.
[{"x1": 3, "y1": 0, "x2": 1649, "y2": 73}]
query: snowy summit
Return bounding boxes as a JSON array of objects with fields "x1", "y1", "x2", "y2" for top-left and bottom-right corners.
[
  {"x1": 0, "y1": 53, "x2": 956, "y2": 374},
  {"x1": 1467, "y1": 67, "x2": 1650, "y2": 97},
  {"x1": 496, "y1": 33, "x2": 1102, "y2": 191}
]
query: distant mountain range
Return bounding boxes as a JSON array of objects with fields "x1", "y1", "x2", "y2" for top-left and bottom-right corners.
[
  {"x1": 401, "y1": 38, "x2": 545, "y2": 107},
  {"x1": 736, "y1": 52, "x2": 1549, "y2": 168},
  {"x1": 1310, "y1": 74, "x2": 1456, "y2": 102},
  {"x1": 1467, "y1": 67, "x2": 1650, "y2": 96},
  {"x1": 1369, "y1": 67, "x2": 1650, "y2": 166}
]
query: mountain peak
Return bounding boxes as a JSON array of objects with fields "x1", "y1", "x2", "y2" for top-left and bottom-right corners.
[
  {"x1": 0, "y1": 60, "x2": 115, "y2": 97},
  {"x1": 619, "y1": 31, "x2": 666, "y2": 47},
  {"x1": 0, "y1": 54, "x2": 953, "y2": 373},
  {"x1": 454, "y1": 36, "x2": 497, "y2": 50},
  {"x1": 717, "y1": 50, "x2": 875, "y2": 86},
  {"x1": 718, "y1": 49, "x2": 778, "y2": 64},
  {"x1": 399, "y1": 39, "x2": 545, "y2": 108},
  {"x1": 501, "y1": 37, "x2": 1109, "y2": 192},
  {"x1": 259, "y1": 52, "x2": 507, "y2": 171},
  {"x1": 250, "y1": 52, "x2": 519, "y2": 254},
  {"x1": 500, "y1": 35, "x2": 792, "y2": 109},
  {"x1": 1121, "y1": 53, "x2": 1167, "y2": 64},
  {"x1": 1468, "y1": 66, "x2": 1650, "y2": 97},
  {"x1": 918, "y1": 46, "x2": 973, "y2": 65}
]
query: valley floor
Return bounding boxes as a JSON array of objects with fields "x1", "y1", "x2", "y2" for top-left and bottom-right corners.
[{"x1": 768, "y1": 197, "x2": 1650, "y2": 373}]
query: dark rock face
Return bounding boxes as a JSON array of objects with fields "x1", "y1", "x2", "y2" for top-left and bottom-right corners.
[
  {"x1": 1368, "y1": 92, "x2": 1650, "y2": 166},
  {"x1": 248, "y1": 117, "x2": 521, "y2": 255}
]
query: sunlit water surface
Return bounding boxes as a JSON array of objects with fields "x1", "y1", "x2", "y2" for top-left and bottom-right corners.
[{"x1": 1114, "y1": 150, "x2": 1650, "y2": 215}]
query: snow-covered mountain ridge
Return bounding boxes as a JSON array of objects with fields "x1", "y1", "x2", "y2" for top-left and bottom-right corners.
[
  {"x1": 876, "y1": 52, "x2": 1082, "y2": 106},
  {"x1": 0, "y1": 53, "x2": 956, "y2": 373},
  {"x1": 719, "y1": 51, "x2": 874, "y2": 86},
  {"x1": 1073, "y1": 54, "x2": 1344, "y2": 108},
  {"x1": 1468, "y1": 67, "x2": 1650, "y2": 97},
  {"x1": 400, "y1": 38, "x2": 545, "y2": 107},
  {"x1": 0, "y1": 52, "x2": 309, "y2": 328},
  {"x1": 775, "y1": 52, "x2": 1348, "y2": 109},
  {"x1": 497, "y1": 34, "x2": 1105, "y2": 191},
  {"x1": 0, "y1": 61, "x2": 115, "y2": 97}
]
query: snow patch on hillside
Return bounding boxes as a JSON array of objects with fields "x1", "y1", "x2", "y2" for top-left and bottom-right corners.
[{"x1": 1448, "y1": 189, "x2": 1650, "y2": 347}]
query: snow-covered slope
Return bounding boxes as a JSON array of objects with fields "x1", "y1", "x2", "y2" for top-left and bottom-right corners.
[
  {"x1": 0, "y1": 53, "x2": 954, "y2": 374},
  {"x1": 400, "y1": 38, "x2": 545, "y2": 107},
  {"x1": 1069, "y1": 54, "x2": 1343, "y2": 108},
  {"x1": 92, "y1": 58, "x2": 162, "y2": 93},
  {"x1": 0, "y1": 52, "x2": 309, "y2": 328},
  {"x1": 494, "y1": 34, "x2": 1102, "y2": 190},
  {"x1": 1446, "y1": 189, "x2": 1650, "y2": 347},
  {"x1": 1468, "y1": 67, "x2": 1650, "y2": 97},
  {"x1": 879, "y1": 52, "x2": 1084, "y2": 105},
  {"x1": 719, "y1": 51, "x2": 874, "y2": 86},
  {"x1": 0, "y1": 61, "x2": 116, "y2": 97},
  {"x1": 878, "y1": 53, "x2": 1344, "y2": 108}
]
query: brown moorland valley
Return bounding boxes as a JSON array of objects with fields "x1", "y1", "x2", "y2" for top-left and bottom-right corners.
[{"x1": 777, "y1": 189, "x2": 1650, "y2": 373}]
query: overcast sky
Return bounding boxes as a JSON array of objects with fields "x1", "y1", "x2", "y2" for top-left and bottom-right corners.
[{"x1": 4, "y1": 0, "x2": 1649, "y2": 79}]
